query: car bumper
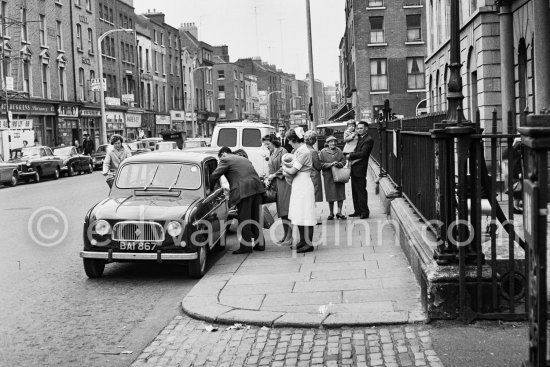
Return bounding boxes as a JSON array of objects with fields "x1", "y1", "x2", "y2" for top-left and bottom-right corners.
[
  {"x1": 19, "y1": 171, "x2": 36, "y2": 177},
  {"x1": 80, "y1": 250, "x2": 198, "y2": 261}
]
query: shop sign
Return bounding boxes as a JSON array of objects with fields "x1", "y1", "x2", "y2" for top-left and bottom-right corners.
[
  {"x1": 0, "y1": 119, "x2": 33, "y2": 130},
  {"x1": 0, "y1": 101, "x2": 57, "y2": 115},
  {"x1": 58, "y1": 105, "x2": 79, "y2": 117},
  {"x1": 122, "y1": 94, "x2": 135, "y2": 103},
  {"x1": 185, "y1": 112, "x2": 196, "y2": 121},
  {"x1": 170, "y1": 110, "x2": 185, "y2": 122},
  {"x1": 105, "y1": 112, "x2": 124, "y2": 123},
  {"x1": 155, "y1": 115, "x2": 170, "y2": 125},
  {"x1": 126, "y1": 113, "x2": 142, "y2": 128},
  {"x1": 80, "y1": 109, "x2": 102, "y2": 117},
  {"x1": 105, "y1": 97, "x2": 121, "y2": 106}
]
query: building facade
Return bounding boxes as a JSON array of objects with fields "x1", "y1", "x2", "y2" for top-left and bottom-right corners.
[
  {"x1": 335, "y1": 0, "x2": 427, "y2": 123},
  {"x1": 213, "y1": 63, "x2": 245, "y2": 122},
  {"x1": 244, "y1": 74, "x2": 259, "y2": 120}
]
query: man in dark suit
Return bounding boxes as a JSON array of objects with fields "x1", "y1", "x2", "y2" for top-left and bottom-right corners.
[
  {"x1": 210, "y1": 146, "x2": 266, "y2": 254},
  {"x1": 346, "y1": 121, "x2": 374, "y2": 219},
  {"x1": 279, "y1": 126, "x2": 293, "y2": 153}
]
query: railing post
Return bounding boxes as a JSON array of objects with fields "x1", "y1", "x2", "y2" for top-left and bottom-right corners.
[{"x1": 520, "y1": 114, "x2": 550, "y2": 367}]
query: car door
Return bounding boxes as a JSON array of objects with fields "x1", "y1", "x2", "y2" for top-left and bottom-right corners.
[{"x1": 40, "y1": 148, "x2": 52, "y2": 175}]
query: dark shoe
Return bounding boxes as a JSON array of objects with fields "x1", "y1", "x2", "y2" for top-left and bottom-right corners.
[
  {"x1": 513, "y1": 207, "x2": 523, "y2": 214},
  {"x1": 349, "y1": 212, "x2": 360, "y2": 217},
  {"x1": 253, "y1": 244, "x2": 265, "y2": 251},
  {"x1": 360, "y1": 213, "x2": 369, "y2": 219},
  {"x1": 336, "y1": 213, "x2": 347, "y2": 220},
  {"x1": 233, "y1": 249, "x2": 252, "y2": 255},
  {"x1": 327, "y1": 214, "x2": 334, "y2": 220},
  {"x1": 297, "y1": 244, "x2": 314, "y2": 253}
]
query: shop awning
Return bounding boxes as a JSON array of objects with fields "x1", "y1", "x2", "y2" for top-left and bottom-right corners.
[{"x1": 328, "y1": 103, "x2": 354, "y2": 121}]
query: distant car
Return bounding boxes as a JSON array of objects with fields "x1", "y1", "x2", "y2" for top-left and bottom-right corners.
[
  {"x1": 80, "y1": 151, "x2": 231, "y2": 279},
  {"x1": 8, "y1": 146, "x2": 63, "y2": 183},
  {"x1": 53, "y1": 146, "x2": 94, "y2": 177},
  {"x1": 0, "y1": 154, "x2": 19, "y2": 187},
  {"x1": 140, "y1": 138, "x2": 164, "y2": 151},
  {"x1": 91, "y1": 144, "x2": 110, "y2": 170},
  {"x1": 124, "y1": 141, "x2": 151, "y2": 156},
  {"x1": 155, "y1": 141, "x2": 179, "y2": 151},
  {"x1": 182, "y1": 139, "x2": 208, "y2": 149}
]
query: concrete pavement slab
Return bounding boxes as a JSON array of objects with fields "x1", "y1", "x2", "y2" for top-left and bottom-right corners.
[
  {"x1": 216, "y1": 309, "x2": 285, "y2": 326},
  {"x1": 220, "y1": 282, "x2": 295, "y2": 296},
  {"x1": 293, "y1": 279, "x2": 382, "y2": 292},
  {"x1": 309, "y1": 269, "x2": 367, "y2": 280},
  {"x1": 322, "y1": 312, "x2": 409, "y2": 327},
  {"x1": 262, "y1": 292, "x2": 342, "y2": 307},
  {"x1": 218, "y1": 294, "x2": 265, "y2": 310},
  {"x1": 273, "y1": 313, "x2": 328, "y2": 328}
]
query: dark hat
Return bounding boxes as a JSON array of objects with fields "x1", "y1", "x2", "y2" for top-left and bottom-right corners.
[{"x1": 326, "y1": 135, "x2": 337, "y2": 143}]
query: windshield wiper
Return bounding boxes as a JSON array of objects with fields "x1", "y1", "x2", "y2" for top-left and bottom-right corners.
[
  {"x1": 168, "y1": 166, "x2": 183, "y2": 191},
  {"x1": 143, "y1": 166, "x2": 160, "y2": 191}
]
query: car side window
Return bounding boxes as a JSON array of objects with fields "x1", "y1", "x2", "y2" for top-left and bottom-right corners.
[
  {"x1": 217, "y1": 128, "x2": 237, "y2": 147},
  {"x1": 46, "y1": 148, "x2": 54, "y2": 156},
  {"x1": 40, "y1": 148, "x2": 47, "y2": 157},
  {"x1": 242, "y1": 128, "x2": 261, "y2": 147}
]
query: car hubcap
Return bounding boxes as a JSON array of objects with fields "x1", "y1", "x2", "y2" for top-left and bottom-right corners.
[{"x1": 11, "y1": 175, "x2": 16, "y2": 186}]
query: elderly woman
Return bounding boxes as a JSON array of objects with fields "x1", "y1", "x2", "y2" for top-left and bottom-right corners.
[
  {"x1": 304, "y1": 130, "x2": 323, "y2": 203},
  {"x1": 263, "y1": 134, "x2": 292, "y2": 246},
  {"x1": 282, "y1": 127, "x2": 316, "y2": 253},
  {"x1": 319, "y1": 135, "x2": 347, "y2": 220}
]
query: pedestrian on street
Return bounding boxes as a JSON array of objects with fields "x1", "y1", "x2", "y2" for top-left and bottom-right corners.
[
  {"x1": 22, "y1": 140, "x2": 28, "y2": 148},
  {"x1": 319, "y1": 136, "x2": 347, "y2": 220},
  {"x1": 81, "y1": 132, "x2": 95, "y2": 156},
  {"x1": 282, "y1": 127, "x2": 316, "y2": 253},
  {"x1": 210, "y1": 146, "x2": 266, "y2": 254},
  {"x1": 102, "y1": 134, "x2": 131, "y2": 188},
  {"x1": 74, "y1": 139, "x2": 81, "y2": 153},
  {"x1": 304, "y1": 130, "x2": 323, "y2": 204},
  {"x1": 278, "y1": 125, "x2": 294, "y2": 154},
  {"x1": 263, "y1": 134, "x2": 293, "y2": 246},
  {"x1": 345, "y1": 121, "x2": 374, "y2": 219}
]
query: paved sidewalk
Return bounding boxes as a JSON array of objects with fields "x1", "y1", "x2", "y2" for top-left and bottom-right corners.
[{"x1": 182, "y1": 178, "x2": 427, "y2": 327}]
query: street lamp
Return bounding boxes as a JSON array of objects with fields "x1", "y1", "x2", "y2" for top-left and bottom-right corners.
[
  {"x1": 98, "y1": 28, "x2": 134, "y2": 145},
  {"x1": 267, "y1": 90, "x2": 282, "y2": 127},
  {"x1": 189, "y1": 65, "x2": 212, "y2": 138}
]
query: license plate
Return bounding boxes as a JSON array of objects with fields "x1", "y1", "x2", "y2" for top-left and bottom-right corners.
[{"x1": 119, "y1": 241, "x2": 158, "y2": 251}]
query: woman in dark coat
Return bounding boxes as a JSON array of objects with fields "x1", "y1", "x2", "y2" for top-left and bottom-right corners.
[
  {"x1": 319, "y1": 135, "x2": 347, "y2": 220},
  {"x1": 304, "y1": 130, "x2": 323, "y2": 203},
  {"x1": 263, "y1": 134, "x2": 292, "y2": 245}
]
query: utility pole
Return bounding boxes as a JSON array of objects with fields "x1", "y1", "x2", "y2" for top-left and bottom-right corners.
[{"x1": 305, "y1": 0, "x2": 318, "y2": 129}]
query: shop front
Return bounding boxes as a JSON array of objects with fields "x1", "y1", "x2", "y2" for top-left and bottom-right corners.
[
  {"x1": 57, "y1": 104, "x2": 80, "y2": 147},
  {"x1": 155, "y1": 114, "x2": 171, "y2": 135},
  {"x1": 80, "y1": 106, "x2": 102, "y2": 148},
  {"x1": 141, "y1": 112, "x2": 156, "y2": 138},
  {"x1": 170, "y1": 110, "x2": 186, "y2": 132},
  {"x1": 125, "y1": 109, "x2": 143, "y2": 141},
  {"x1": 198, "y1": 111, "x2": 219, "y2": 137},
  {"x1": 105, "y1": 110, "x2": 125, "y2": 140},
  {"x1": 0, "y1": 99, "x2": 58, "y2": 147}
]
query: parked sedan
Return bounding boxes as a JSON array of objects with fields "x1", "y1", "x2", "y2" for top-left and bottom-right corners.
[
  {"x1": 182, "y1": 138, "x2": 209, "y2": 149},
  {"x1": 123, "y1": 141, "x2": 151, "y2": 156},
  {"x1": 53, "y1": 146, "x2": 94, "y2": 177},
  {"x1": 140, "y1": 138, "x2": 163, "y2": 151},
  {"x1": 155, "y1": 141, "x2": 179, "y2": 151},
  {"x1": 91, "y1": 144, "x2": 109, "y2": 170},
  {"x1": 0, "y1": 154, "x2": 19, "y2": 187},
  {"x1": 9, "y1": 146, "x2": 63, "y2": 183},
  {"x1": 80, "y1": 151, "x2": 230, "y2": 279}
]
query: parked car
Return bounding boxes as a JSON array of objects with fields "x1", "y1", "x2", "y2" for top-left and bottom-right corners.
[
  {"x1": 91, "y1": 144, "x2": 109, "y2": 170},
  {"x1": 182, "y1": 138, "x2": 209, "y2": 149},
  {"x1": 0, "y1": 154, "x2": 19, "y2": 187},
  {"x1": 140, "y1": 138, "x2": 163, "y2": 151},
  {"x1": 124, "y1": 141, "x2": 151, "y2": 156},
  {"x1": 53, "y1": 146, "x2": 94, "y2": 177},
  {"x1": 155, "y1": 141, "x2": 179, "y2": 151},
  {"x1": 9, "y1": 146, "x2": 63, "y2": 183},
  {"x1": 80, "y1": 151, "x2": 231, "y2": 279}
]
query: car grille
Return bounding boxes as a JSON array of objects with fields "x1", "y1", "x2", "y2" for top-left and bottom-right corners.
[{"x1": 112, "y1": 221, "x2": 165, "y2": 242}]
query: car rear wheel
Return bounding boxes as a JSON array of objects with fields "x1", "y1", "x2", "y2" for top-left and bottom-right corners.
[
  {"x1": 188, "y1": 246, "x2": 207, "y2": 279},
  {"x1": 87, "y1": 163, "x2": 93, "y2": 174},
  {"x1": 83, "y1": 258, "x2": 105, "y2": 278},
  {"x1": 33, "y1": 171, "x2": 41, "y2": 183},
  {"x1": 4, "y1": 173, "x2": 17, "y2": 187},
  {"x1": 53, "y1": 167, "x2": 60, "y2": 180},
  {"x1": 68, "y1": 165, "x2": 76, "y2": 177}
]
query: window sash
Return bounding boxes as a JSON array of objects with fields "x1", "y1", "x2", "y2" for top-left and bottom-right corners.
[{"x1": 368, "y1": 0, "x2": 383, "y2": 6}]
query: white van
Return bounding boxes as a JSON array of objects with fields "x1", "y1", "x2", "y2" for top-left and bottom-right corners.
[{"x1": 186, "y1": 121, "x2": 275, "y2": 177}]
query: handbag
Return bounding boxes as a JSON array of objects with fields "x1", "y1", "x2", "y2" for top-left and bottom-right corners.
[
  {"x1": 262, "y1": 205, "x2": 275, "y2": 229},
  {"x1": 331, "y1": 162, "x2": 351, "y2": 183},
  {"x1": 262, "y1": 181, "x2": 277, "y2": 204}
]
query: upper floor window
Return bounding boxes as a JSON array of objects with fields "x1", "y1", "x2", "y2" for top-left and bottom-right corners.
[
  {"x1": 218, "y1": 70, "x2": 225, "y2": 79},
  {"x1": 56, "y1": 21, "x2": 63, "y2": 50},
  {"x1": 404, "y1": 0, "x2": 422, "y2": 5},
  {"x1": 20, "y1": 8, "x2": 27, "y2": 41},
  {"x1": 88, "y1": 28, "x2": 94, "y2": 53},
  {"x1": 85, "y1": 0, "x2": 91, "y2": 11},
  {"x1": 406, "y1": 14, "x2": 422, "y2": 42},
  {"x1": 368, "y1": 0, "x2": 383, "y2": 7},
  {"x1": 370, "y1": 59, "x2": 388, "y2": 91},
  {"x1": 369, "y1": 17, "x2": 384, "y2": 43},
  {"x1": 407, "y1": 57, "x2": 425, "y2": 90},
  {"x1": 39, "y1": 15, "x2": 47, "y2": 46},
  {"x1": 76, "y1": 24, "x2": 83, "y2": 50}
]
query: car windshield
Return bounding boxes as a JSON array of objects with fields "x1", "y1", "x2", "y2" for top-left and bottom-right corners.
[
  {"x1": 126, "y1": 142, "x2": 144, "y2": 150},
  {"x1": 184, "y1": 141, "x2": 205, "y2": 148},
  {"x1": 20, "y1": 148, "x2": 40, "y2": 158},
  {"x1": 116, "y1": 162, "x2": 201, "y2": 190},
  {"x1": 97, "y1": 145, "x2": 109, "y2": 153},
  {"x1": 54, "y1": 147, "x2": 74, "y2": 155}
]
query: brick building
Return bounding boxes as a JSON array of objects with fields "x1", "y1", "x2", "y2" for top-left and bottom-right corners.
[
  {"x1": 244, "y1": 74, "x2": 259, "y2": 120},
  {"x1": 335, "y1": 0, "x2": 427, "y2": 123},
  {"x1": 212, "y1": 45, "x2": 245, "y2": 122}
]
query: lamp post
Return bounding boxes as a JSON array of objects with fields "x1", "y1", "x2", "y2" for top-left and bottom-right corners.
[
  {"x1": 98, "y1": 28, "x2": 133, "y2": 145},
  {"x1": 305, "y1": 0, "x2": 318, "y2": 128},
  {"x1": 267, "y1": 90, "x2": 282, "y2": 127},
  {"x1": 190, "y1": 65, "x2": 211, "y2": 138}
]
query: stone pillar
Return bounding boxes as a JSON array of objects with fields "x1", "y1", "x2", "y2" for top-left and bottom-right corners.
[
  {"x1": 498, "y1": 1, "x2": 516, "y2": 131},
  {"x1": 533, "y1": 0, "x2": 550, "y2": 112}
]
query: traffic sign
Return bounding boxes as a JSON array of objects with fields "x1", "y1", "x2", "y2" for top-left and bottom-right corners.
[{"x1": 91, "y1": 78, "x2": 106, "y2": 92}]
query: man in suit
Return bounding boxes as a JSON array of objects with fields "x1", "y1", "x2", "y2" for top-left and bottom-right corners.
[
  {"x1": 210, "y1": 146, "x2": 266, "y2": 254},
  {"x1": 278, "y1": 126, "x2": 293, "y2": 154},
  {"x1": 346, "y1": 121, "x2": 374, "y2": 219}
]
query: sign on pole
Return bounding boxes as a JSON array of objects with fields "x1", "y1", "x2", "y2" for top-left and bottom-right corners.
[
  {"x1": 5, "y1": 77, "x2": 13, "y2": 91},
  {"x1": 91, "y1": 78, "x2": 107, "y2": 92}
]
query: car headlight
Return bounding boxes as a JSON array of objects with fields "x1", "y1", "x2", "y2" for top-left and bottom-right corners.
[
  {"x1": 95, "y1": 220, "x2": 111, "y2": 236},
  {"x1": 167, "y1": 221, "x2": 182, "y2": 237},
  {"x1": 26, "y1": 161, "x2": 31, "y2": 166}
]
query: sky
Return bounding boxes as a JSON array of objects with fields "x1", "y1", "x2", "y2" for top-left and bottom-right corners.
[{"x1": 133, "y1": 0, "x2": 345, "y2": 86}]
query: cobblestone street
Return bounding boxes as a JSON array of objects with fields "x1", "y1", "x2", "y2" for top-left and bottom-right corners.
[{"x1": 132, "y1": 316, "x2": 442, "y2": 367}]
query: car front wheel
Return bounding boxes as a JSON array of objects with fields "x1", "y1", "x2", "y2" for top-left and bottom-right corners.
[
  {"x1": 53, "y1": 167, "x2": 60, "y2": 180},
  {"x1": 33, "y1": 171, "x2": 41, "y2": 183},
  {"x1": 188, "y1": 246, "x2": 207, "y2": 278},
  {"x1": 83, "y1": 258, "x2": 105, "y2": 278},
  {"x1": 5, "y1": 173, "x2": 17, "y2": 187}
]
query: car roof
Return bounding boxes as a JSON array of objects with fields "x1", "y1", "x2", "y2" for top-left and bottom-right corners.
[
  {"x1": 123, "y1": 151, "x2": 216, "y2": 164},
  {"x1": 216, "y1": 121, "x2": 274, "y2": 129}
]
